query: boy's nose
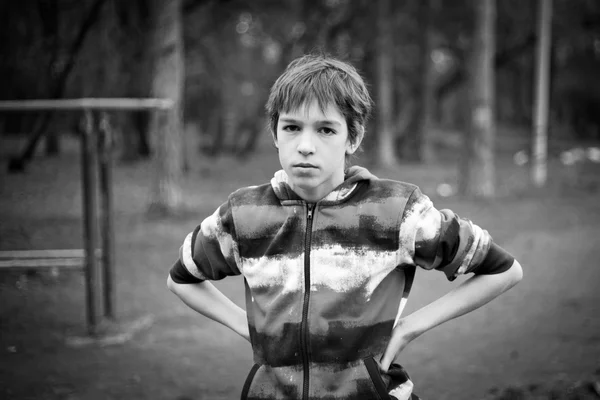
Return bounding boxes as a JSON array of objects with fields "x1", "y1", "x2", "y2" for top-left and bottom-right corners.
[{"x1": 297, "y1": 132, "x2": 316, "y2": 155}]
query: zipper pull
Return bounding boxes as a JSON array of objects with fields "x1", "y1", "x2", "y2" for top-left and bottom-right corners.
[{"x1": 307, "y1": 204, "x2": 314, "y2": 220}]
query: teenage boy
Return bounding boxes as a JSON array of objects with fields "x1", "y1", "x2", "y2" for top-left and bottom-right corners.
[{"x1": 168, "y1": 54, "x2": 523, "y2": 400}]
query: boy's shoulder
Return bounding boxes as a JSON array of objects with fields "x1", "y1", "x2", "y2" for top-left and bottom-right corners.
[
  {"x1": 364, "y1": 176, "x2": 420, "y2": 201},
  {"x1": 227, "y1": 182, "x2": 279, "y2": 207}
]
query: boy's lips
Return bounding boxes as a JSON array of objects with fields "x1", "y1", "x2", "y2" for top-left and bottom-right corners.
[{"x1": 293, "y1": 163, "x2": 318, "y2": 168}]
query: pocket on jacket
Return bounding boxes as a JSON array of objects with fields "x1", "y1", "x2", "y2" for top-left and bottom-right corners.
[
  {"x1": 363, "y1": 356, "x2": 390, "y2": 399},
  {"x1": 363, "y1": 356, "x2": 417, "y2": 400},
  {"x1": 240, "y1": 363, "x2": 261, "y2": 400}
]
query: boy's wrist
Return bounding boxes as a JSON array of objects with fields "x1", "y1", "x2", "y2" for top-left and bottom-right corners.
[
  {"x1": 393, "y1": 314, "x2": 425, "y2": 342},
  {"x1": 233, "y1": 311, "x2": 250, "y2": 341}
]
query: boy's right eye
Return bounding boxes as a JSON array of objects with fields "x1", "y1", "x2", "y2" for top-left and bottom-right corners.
[{"x1": 282, "y1": 125, "x2": 300, "y2": 132}]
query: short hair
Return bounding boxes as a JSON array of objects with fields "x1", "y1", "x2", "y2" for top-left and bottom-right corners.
[{"x1": 265, "y1": 54, "x2": 373, "y2": 148}]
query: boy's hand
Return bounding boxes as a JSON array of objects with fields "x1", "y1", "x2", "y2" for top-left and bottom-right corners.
[
  {"x1": 379, "y1": 260, "x2": 523, "y2": 372},
  {"x1": 380, "y1": 320, "x2": 418, "y2": 372}
]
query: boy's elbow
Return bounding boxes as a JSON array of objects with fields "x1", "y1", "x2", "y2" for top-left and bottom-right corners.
[
  {"x1": 508, "y1": 259, "x2": 523, "y2": 286},
  {"x1": 167, "y1": 274, "x2": 179, "y2": 293}
]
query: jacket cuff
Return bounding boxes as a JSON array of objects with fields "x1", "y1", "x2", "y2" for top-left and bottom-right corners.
[
  {"x1": 169, "y1": 259, "x2": 204, "y2": 284},
  {"x1": 472, "y1": 242, "x2": 514, "y2": 275}
]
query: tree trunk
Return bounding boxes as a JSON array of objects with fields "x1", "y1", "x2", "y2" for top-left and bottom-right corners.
[
  {"x1": 460, "y1": 0, "x2": 496, "y2": 198},
  {"x1": 531, "y1": 0, "x2": 553, "y2": 188},
  {"x1": 147, "y1": 0, "x2": 184, "y2": 216},
  {"x1": 375, "y1": 0, "x2": 397, "y2": 167},
  {"x1": 41, "y1": 0, "x2": 60, "y2": 157},
  {"x1": 135, "y1": 111, "x2": 152, "y2": 157},
  {"x1": 119, "y1": 116, "x2": 139, "y2": 162},
  {"x1": 401, "y1": 0, "x2": 436, "y2": 163},
  {"x1": 119, "y1": 0, "x2": 152, "y2": 162},
  {"x1": 120, "y1": 111, "x2": 151, "y2": 162},
  {"x1": 418, "y1": 0, "x2": 438, "y2": 163}
]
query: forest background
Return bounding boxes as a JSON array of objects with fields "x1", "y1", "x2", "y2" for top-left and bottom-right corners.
[{"x1": 1, "y1": 0, "x2": 599, "y2": 399}]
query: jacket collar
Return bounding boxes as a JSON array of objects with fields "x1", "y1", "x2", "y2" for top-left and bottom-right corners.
[{"x1": 270, "y1": 166, "x2": 375, "y2": 204}]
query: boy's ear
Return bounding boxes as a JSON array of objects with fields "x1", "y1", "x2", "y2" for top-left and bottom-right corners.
[{"x1": 346, "y1": 125, "x2": 365, "y2": 155}]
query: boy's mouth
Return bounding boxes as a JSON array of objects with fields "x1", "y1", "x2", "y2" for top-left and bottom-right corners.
[{"x1": 294, "y1": 163, "x2": 317, "y2": 169}]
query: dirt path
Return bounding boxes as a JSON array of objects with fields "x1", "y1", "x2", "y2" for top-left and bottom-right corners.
[{"x1": 1, "y1": 152, "x2": 599, "y2": 399}]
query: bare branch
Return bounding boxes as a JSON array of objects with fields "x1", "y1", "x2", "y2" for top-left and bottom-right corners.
[{"x1": 54, "y1": 0, "x2": 107, "y2": 97}]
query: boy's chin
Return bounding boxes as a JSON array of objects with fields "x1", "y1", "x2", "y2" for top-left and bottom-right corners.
[
  {"x1": 286, "y1": 166, "x2": 319, "y2": 180},
  {"x1": 289, "y1": 176, "x2": 322, "y2": 191},
  {"x1": 289, "y1": 175, "x2": 319, "y2": 189}
]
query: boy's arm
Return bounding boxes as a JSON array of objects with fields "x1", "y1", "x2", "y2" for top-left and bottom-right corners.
[
  {"x1": 167, "y1": 198, "x2": 249, "y2": 341},
  {"x1": 380, "y1": 259, "x2": 522, "y2": 371},
  {"x1": 381, "y1": 188, "x2": 523, "y2": 371},
  {"x1": 167, "y1": 275, "x2": 250, "y2": 342}
]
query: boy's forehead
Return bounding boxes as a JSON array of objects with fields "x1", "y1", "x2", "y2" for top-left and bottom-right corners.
[{"x1": 280, "y1": 100, "x2": 343, "y2": 120}]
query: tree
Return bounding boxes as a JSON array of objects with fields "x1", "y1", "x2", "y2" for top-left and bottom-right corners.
[
  {"x1": 375, "y1": 0, "x2": 397, "y2": 167},
  {"x1": 400, "y1": 0, "x2": 437, "y2": 163},
  {"x1": 116, "y1": 0, "x2": 153, "y2": 162},
  {"x1": 459, "y1": 0, "x2": 496, "y2": 197},
  {"x1": 417, "y1": 0, "x2": 438, "y2": 163},
  {"x1": 37, "y1": 0, "x2": 61, "y2": 156},
  {"x1": 531, "y1": 0, "x2": 553, "y2": 188},
  {"x1": 147, "y1": 0, "x2": 185, "y2": 215},
  {"x1": 6, "y1": 0, "x2": 106, "y2": 172}
]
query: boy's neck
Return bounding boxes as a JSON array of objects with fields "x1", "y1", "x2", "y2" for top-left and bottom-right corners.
[{"x1": 290, "y1": 174, "x2": 346, "y2": 203}]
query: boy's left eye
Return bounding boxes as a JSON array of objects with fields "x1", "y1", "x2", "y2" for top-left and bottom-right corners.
[{"x1": 319, "y1": 127, "x2": 335, "y2": 135}]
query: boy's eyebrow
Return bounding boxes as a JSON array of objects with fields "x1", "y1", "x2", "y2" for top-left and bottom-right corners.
[{"x1": 279, "y1": 118, "x2": 342, "y2": 126}]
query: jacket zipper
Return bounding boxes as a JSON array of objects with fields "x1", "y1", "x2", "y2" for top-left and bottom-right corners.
[{"x1": 301, "y1": 203, "x2": 315, "y2": 400}]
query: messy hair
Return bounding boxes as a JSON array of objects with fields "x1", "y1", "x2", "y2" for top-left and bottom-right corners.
[{"x1": 265, "y1": 54, "x2": 373, "y2": 149}]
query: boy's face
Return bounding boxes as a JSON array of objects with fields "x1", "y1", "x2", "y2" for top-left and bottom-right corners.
[{"x1": 274, "y1": 100, "x2": 359, "y2": 202}]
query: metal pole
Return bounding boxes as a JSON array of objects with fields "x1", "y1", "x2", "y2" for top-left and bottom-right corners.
[
  {"x1": 98, "y1": 112, "x2": 116, "y2": 320},
  {"x1": 532, "y1": 0, "x2": 553, "y2": 187},
  {"x1": 80, "y1": 109, "x2": 101, "y2": 335}
]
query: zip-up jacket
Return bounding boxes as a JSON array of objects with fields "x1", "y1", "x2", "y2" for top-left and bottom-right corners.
[{"x1": 169, "y1": 166, "x2": 514, "y2": 400}]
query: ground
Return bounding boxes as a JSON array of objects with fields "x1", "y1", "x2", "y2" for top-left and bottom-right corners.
[{"x1": 0, "y1": 133, "x2": 599, "y2": 400}]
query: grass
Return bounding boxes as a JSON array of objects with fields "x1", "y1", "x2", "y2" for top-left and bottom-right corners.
[{"x1": 1, "y1": 132, "x2": 599, "y2": 399}]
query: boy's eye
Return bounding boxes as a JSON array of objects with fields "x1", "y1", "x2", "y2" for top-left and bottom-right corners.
[
  {"x1": 319, "y1": 127, "x2": 335, "y2": 135},
  {"x1": 282, "y1": 125, "x2": 300, "y2": 132}
]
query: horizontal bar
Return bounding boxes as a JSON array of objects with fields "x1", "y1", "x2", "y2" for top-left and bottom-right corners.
[
  {"x1": 0, "y1": 249, "x2": 102, "y2": 259},
  {"x1": 0, "y1": 98, "x2": 174, "y2": 111},
  {"x1": 0, "y1": 258, "x2": 86, "y2": 269}
]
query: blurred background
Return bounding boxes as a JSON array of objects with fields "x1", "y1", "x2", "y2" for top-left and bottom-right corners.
[{"x1": 0, "y1": 0, "x2": 599, "y2": 399}]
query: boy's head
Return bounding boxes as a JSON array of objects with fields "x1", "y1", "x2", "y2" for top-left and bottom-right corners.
[
  {"x1": 265, "y1": 54, "x2": 374, "y2": 201},
  {"x1": 265, "y1": 54, "x2": 373, "y2": 151}
]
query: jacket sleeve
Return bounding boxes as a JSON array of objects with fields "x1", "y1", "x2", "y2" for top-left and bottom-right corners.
[
  {"x1": 169, "y1": 198, "x2": 241, "y2": 284},
  {"x1": 399, "y1": 187, "x2": 510, "y2": 281}
]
